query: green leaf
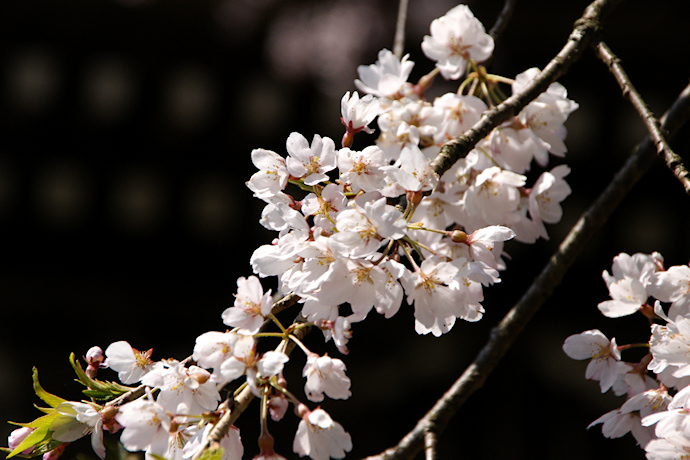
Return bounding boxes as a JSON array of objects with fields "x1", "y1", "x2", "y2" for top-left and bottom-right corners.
[
  {"x1": 32, "y1": 368, "x2": 66, "y2": 408},
  {"x1": 69, "y1": 352, "x2": 132, "y2": 401},
  {"x1": 197, "y1": 447, "x2": 224, "y2": 460}
]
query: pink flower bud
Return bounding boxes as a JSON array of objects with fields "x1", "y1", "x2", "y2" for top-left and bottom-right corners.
[{"x1": 8, "y1": 427, "x2": 34, "y2": 455}]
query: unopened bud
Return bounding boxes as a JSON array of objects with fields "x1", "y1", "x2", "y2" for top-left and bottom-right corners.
[
  {"x1": 406, "y1": 190, "x2": 424, "y2": 207},
  {"x1": 449, "y1": 230, "x2": 468, "y2": 244},
  {"x1": 190, "y1": 372, "x2": 210, "y2": 385}
]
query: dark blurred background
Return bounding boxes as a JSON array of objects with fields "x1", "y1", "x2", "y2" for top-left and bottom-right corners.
[{"x1": 1, "y1": 0, "x2": 690, "y2": 458}]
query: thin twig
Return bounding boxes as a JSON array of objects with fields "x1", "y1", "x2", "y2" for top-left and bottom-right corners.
[
  {"x1": 595, "y1": 40, "x2": 690, "y2": 195},
  {"x1": 362, "y1": 84, "x2": 690, "y2": 460},
  {"x1": 429, "y1": 0, "x2": 625, "y2": 178},
  {"x1": 488, "y1": 0, "x2": 518, "y2": 43},
  {"x1": 393, "y1": 0, "x2": 410, "y2": 59}
]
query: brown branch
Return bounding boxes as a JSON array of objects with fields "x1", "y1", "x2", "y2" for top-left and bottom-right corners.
[
  {"x1": 488, "y1": 0, "x2": 518, "y2": 43},
  {"x1": 595, "y1": 40, "x2": 690, "y2": 195},
  {"x1": 429, "y1": 0, "x2": 625, "y2": 178},
  {"x1": 392, "y1": 0, "x2": 410, "y2": 60},
  {"x1": 363, "y1": 81, "x2": 690, "y2": 460}
]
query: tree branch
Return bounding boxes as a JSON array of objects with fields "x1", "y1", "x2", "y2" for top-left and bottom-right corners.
[
  {"x1": 392, "y1": 0, "x2": 410, "y2": 60},
  {"x1": 595, "y1": 40, "x2": 690, "y2": 195},
  {"x1": 363, "y1": 80, "x2": 690, "y2": 460},
  {"x1": 488, "y1": 0, "x2": 518, "y2": 43},
  {"x1": 429, "y1": 0, "x2": 625, "y2": 177}
]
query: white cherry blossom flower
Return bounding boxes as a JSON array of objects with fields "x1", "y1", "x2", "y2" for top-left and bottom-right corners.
[
  {"x1": 141, "y1": 359, "x2": 220, "y2": 416},
  {"x1": 329, "y1": 195, "x2": 406, "y2": 258},
  {"x1": 529, "y1": 165, "x2": 572, "y2": 225},
  {"x1": 246, "y1": 149, "x2": 289, "y2": 199},
  {"x1": 50, "y1": 401, "x2": 105, "y2": 459},
  {"x1": 116, "y1": 396, "x2": 178, "y2": 459},
  {"x1": 645, "y1": 436, "x2": 690, "y2": 460},
  {"x1": 301, "y1": 183, "x2": 347, "y2": 230},
  {"x1": 462, "y1": 166, "x2": 525, "y2": 229},
  {"x1": 293, "y1": 407, "x2": 352, "y2": 460},
  {"x1": 286, "y1": 132, "x2": 336, "y2": 185},
  {"x1": 513, "y1": 68, "x2": 579, "y2": 159},
  {"x1": 182, "y1": 423, "x2": 243, "y2": 460},
  {"x1": 649, "y1": 264, "x2": 690, "y2": 319},
  {"x1": 251, "y1": 231, "x2": 310, "y2": 278},
  {"x1": 104, "y1": 340, "x2": 155, "y2": 384},
  {"x1": 562, "y1": 329, "x2": 628, "y2": 393},
  {"x1": 381, "y1": 145, "x2": 438, "y2": 197},
  {"x1": 648, "y1": 316, "x2": 690, "y2": 380},
  {"x1": 310, "y1": 257, "x2": 404, "y2": 322},
  {"x1": 400, "y1": 257, "x2": 469, "y2": 336},
  {"x1": 337, "y1": 146, "x2": 387, "y2": 193},
  {"x1": 340, "y1": 91, "x2": 380, "y2": 142},
  {"x1": 303, "y1": 354, "x2": 351, "y2": 402},
  {"x1": 355, "y1": 48, "x2": 414, "y2": 99},
  {"x1": 318, "y1": 316, "x2": 353, "y2": 355},
  {"x1": 192, "y1": 331, "x2": 254, "y2": 383},
  {"x1": 421, "y1": 4, "x2": 494, "y2": 80},
  {"x1": 432, "y1": 92, "x2": 487, "y2": 144},
  {"x1": 222, "y1": 276, "x2": 273, "y2": 334}
]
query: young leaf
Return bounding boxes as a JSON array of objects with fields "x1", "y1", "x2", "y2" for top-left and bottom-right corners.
[
  {"x1": 31, "y1": 368, "x2": 65, "y2": 409},
  {"x1": 69, "y1": 352, "x2": 132, "y2": 401}
]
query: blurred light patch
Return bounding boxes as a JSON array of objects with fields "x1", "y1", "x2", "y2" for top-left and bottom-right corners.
[
  {"x1": 161, "y1": 64, "x2": 218, "y2": 132},
  {"x1": 4, "y1": 47, "x2": 63, "y2": 115},
  {"x1": 109, "y1": 166, "x2": 168, "y2": 235},
  {"x1": 264, "y1": 2, "x2": 386, "y2": 97},
  {"x1": 213, "y1": 0, "x2": 276, "y2": 43},
  {"x1": 182, "y1": 172, "x2": 236, "y2": 242},
  {"x1": 235, "y1": 73, "x2": 290, "y2": 137},
  {"x1": 80, "y1": 56, "x2": 137, "y2": 124},
  {"x1": 32, "y1": 159, "x2": 92, "y2": 229}
]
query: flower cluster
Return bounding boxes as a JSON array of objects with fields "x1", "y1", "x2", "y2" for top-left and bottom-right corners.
[
  {"x1": 5, "y1": 4, "x2": 578, "y2": 460},
  {"x1": 564, "y1": 252, "x2": 690, "y2": 459}
]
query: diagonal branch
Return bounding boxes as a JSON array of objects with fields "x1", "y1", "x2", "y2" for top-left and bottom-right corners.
[
  {"x1": 363, "y1": 82, "x2": 690, "y2": 459},
  {"x1": 429, "y1": 0, "x2": 625, "y2": 177},
  {"x1": 595, "y1": 40, "x2": 690, "y2": 195}
]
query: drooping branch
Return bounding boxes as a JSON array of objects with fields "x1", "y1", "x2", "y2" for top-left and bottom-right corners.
[
  {"x1": 488, "y1": 0, "x2": 518, "y2": 43},
  {"x1": 429, "y1": 0, "x2": 625, "y2": 177},
  {"x1": 392, "y1": 0, "x2": 410, "y2": 60},
  {"x1": 363, "y1": 80, "x2": 690, "y2": 460},
  {"x1": 595, "y1": 40, "x2": 690, "y2": 195}
]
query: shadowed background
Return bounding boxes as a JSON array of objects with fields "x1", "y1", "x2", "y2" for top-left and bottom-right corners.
[{"x1": 1, "y1": 0, "x2": 690, "y2": 458}]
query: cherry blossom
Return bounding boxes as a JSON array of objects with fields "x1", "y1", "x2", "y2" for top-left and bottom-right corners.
[
  {"x1": 336, "y1": 146, "x2": 387, "y2": 193},
  {"x1": 650, "y1": 264, "x2": 690, "y2": 319},
  {"x1": 563, "y1": 329, "x2": 628, "y2": 393},
  {"x1": 246, "y1": 149, "x2": 290, "y2": 200},
  {"x1": 50, "y1": 402, "x2": 105, "y2": 459},
  {"x1": 222, "y1": 276, "x2": 273, "y2": 334},
  {"x1": 141, "y1": 359, "x2": 220, "y2": 416},
  {"x1": 303, "y1": 354, "x2": 351, "y2": 402},
  {"x1": 104, "y1": 340, "x2": 155, "y2": 384},
  {"x1": 285, "y1": 132, "x2": 337, "y2": 186},
  {"x1": 340, "y1": 91, "x2": 380, "y2": 148},
  {"x1": 293, "y1": 407, "x2": 352, "y2": 460},
  {"x1": 421, "y1": 4, "x2": 494, "y2": 80},
  {"x1": 354, "y1": 48, "x2": 414, "y2": 99}
]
